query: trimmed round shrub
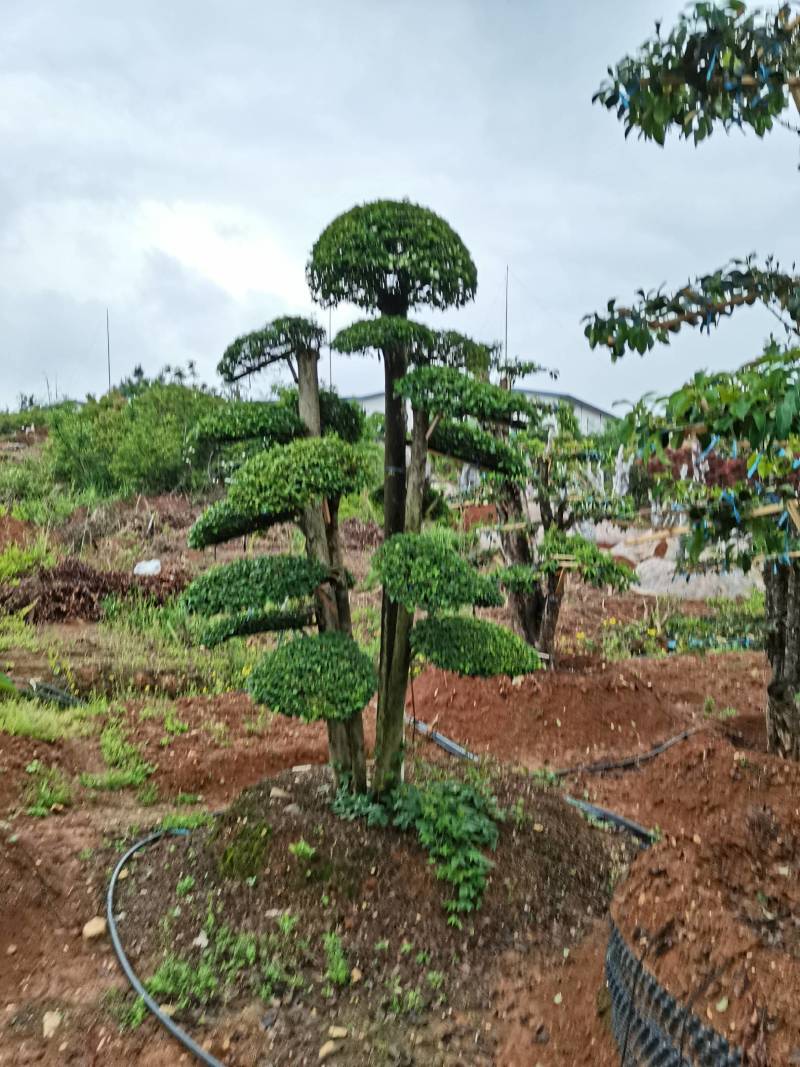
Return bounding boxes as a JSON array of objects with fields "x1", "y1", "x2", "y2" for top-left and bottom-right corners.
[
  {"x1": 411, "y1": 616, "x2": 542, "y2": 677},
  {"x1": 187, "y1": 498, "x2": 290, "y2": 549},
  {"x1": 228, "y1": 436, "x2": 371, "y2": 519},
  {"x1": 396, "y1": 366, "x2": 539, "y2": 424},
  {"x1": 307, "y1": 199, "x2": 477, "y2": 314},
  {"x1": 199, "y1": 606, "x2": 314, "y2": 648},
  {"x1": 183, "y1": 555, "x2": 330, "y2": 616},
  {"x1": 374, "y1": 533, "x2": 498, "y2": 613},
  {"x1": 190, "y1": 402, "x2": 305, "y2": 451},
  {"x1": 427, "y1": 419, "x2": 527, "y2": 479},
  {"x1": 217, "y1": 317, "x2": 326, "y2": 383},
  {"x1": 247, "y1": 631, "x2": 376, "y2": 722}
]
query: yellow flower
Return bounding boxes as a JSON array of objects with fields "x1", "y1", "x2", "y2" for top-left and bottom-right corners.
[{"x1": 575, "y1": 630, "x2": 586, "y2": 641}]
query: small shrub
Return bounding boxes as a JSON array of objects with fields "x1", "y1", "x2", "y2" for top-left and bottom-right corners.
[
  {"x1": 322, "y1": 931, "x2": 349, "y2": 987},
  {"x1": 0, "y1": 537, "x2": 55, "y2": 585},
  {"x1": 288, "y1": 838, "x2": 316, "y2": 862},
  {"x1": 175, "y1": 875, "x2": 196, "y2": 897}
]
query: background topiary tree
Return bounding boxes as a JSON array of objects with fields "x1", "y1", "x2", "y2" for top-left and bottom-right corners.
[
  {"x1": 185, "y1": 316, "x2": 371, "y2": 790},
  {"x1": 395, "y1": 358, "x2": 635, "y2": 657},
  {"x1": 589, "y1": 1, "x2": 800, "y2": 756},
  {"x1": 308, "y1": 199, "x2": 480, "y2": 794}
]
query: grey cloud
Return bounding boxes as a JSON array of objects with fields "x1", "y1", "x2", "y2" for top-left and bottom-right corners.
[{"x1": 1, "y1": 0, "x2": 796, "y2": 410}]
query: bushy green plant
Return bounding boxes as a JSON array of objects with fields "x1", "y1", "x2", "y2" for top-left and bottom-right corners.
[
  {"x1": 411, "y1": 616, "x2": 542, "y2": 677},
  {"x1": 187, "y1": 498, "x2": 278, "y2": 549},
  {"x1": 0, "y1": 537, "x2": 55, "y2": 585},
  {"x1": 247, "y1": 632, "x2": 376, "y2": 722},
  {"x1": 48, "y1": 384, "x2": 219, "y2": 495}
]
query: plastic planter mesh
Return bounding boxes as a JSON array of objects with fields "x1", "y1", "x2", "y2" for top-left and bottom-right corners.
[{"x1": 605, "y1": 922, "x2": 743, "y2": 1066}]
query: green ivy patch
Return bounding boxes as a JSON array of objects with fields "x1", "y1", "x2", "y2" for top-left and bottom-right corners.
[
  {"x1": 199, "y1": 606, "x2": 314, "y2": 648},
  {"x1": 247, "y1": 631, "x2": 376, "y2": 722},
  {"x1": 411, "y1": 616, "x2": 542, "y2": 677}
]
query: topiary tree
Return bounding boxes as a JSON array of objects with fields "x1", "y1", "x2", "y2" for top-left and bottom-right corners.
[
  {"x1": 185, "y1": 317, "x2": 371, "y2": 790},
  {"x1": 589, "y1": 2, "x2": 800, "y2": 757},
  {"x1": 395, "y1": 359, "x2": 635, "y2": 656},
  {"x1": 308, "y1": 199, "x2": 481, "y2": 794}
]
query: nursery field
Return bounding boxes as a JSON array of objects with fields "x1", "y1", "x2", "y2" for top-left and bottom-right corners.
[{"x1": 0, "y1": 464, "x2": 795, "y2": 1067}]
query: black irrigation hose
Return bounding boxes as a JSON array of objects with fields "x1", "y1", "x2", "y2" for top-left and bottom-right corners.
[
  {"x1": 406, "y1": 714, "x2": 657, "y2": 843},
  {"x1": 107, "y1": 719, "x2": 657, "y2": 1065},
  {"x1": 552, "y1": 726, "x2": 702, "y2": 779},
  {"x1": 106, "y1": 828, "x2": 227, "y2": 1067}
]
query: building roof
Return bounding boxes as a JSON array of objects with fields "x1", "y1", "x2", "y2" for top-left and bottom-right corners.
[{"x1": 344, "y1": 387, "x2": 616, "y2": 421}]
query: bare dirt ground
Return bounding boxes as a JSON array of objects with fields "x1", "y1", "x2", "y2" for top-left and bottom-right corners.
[{"x1": 0, "y1": 504, "x2": 795, "y2": 1065}]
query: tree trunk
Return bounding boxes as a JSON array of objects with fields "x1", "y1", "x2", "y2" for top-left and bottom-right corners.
[
  {"x1": 296, "y1": 349, "x2": 367, "y2": 790},
  {"x1": 764, "y1": 562, "x2": 800, "y2": 759},
  {"x1": 405, "y1": 406, "x2": 429, "y2": 535},
  {"x1": 496, "y1": 483, "x2": 563, "y2": 660},
  {"x1": 373, "y1": 341, "x2": 411, "y2": 795},
  {"x1": 325, "y1": 497, "x2": 367, "y2": 792}
]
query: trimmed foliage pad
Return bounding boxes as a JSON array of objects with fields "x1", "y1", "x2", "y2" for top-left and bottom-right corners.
[{"x1": 247, "y1": 631, "x2": 376, "y2": 722}]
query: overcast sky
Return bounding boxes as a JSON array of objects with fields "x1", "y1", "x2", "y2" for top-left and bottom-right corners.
[{"x1": 2, "y1": 1, "x2": 797, "y2": 413}]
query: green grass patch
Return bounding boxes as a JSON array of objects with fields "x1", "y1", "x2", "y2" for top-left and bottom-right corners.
[
  {"x1": 24, "y1": 759, "x2": 72, "y2": 816},
  {"x1": 0, "y1": 537, "x2": 55, "y2": 584},
  {"x1": 80, "y1": 719, "x2": 154, "y2": 790}
]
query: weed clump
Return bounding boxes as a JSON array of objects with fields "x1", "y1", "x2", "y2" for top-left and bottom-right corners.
[{"x1": 217, "y1": 820, "x2": 272, "y2": 880}]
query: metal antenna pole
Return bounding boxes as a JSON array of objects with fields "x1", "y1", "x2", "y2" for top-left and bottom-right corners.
[
  {"x1": 106, "y1": 308, "x2": 111, "y2": 392},
  {"x1": 504, "y1": 265, "x2": 509, "y2": 362}
]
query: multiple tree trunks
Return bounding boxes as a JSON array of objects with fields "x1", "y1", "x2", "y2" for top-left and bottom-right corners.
[
  {"x1": 764, "y1": 561, "x2": 800, "y2": 760},
  {"x1": 496, "y1": 484, "x2": 563, "y2": 661},
  {"x1": 296, "y1": 348, "x2": 367, "y2": 792},
  {"x1": 373, "y1": 340, "x2": 411, "y2": 795}
]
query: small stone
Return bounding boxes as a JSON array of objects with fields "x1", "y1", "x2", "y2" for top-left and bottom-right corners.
[
  {"x1": 6, "y1": 944, "x2": 17, "y2": 955},
  {"x1": 328, "y1": 1026, "x2": 348, "y2": 1039},
  {"x1": 284, "y1": 803, "x2": 302, "y2": 817},
  {"x1": 42, "y1": 1011, "x2": 62, "y2": 1039},
  {"x1": 715, "y1": 996, "x2": 729, "y2": 1014},
  {"x1": 160, "y1": 1003, "x2": 177, "y2": 1018},
  {"x1": 533, "y1": 823, "x2": 544, "y2": 833},
  {"x1": 318, "y1": 1040, "x2": 339, "y2": 1061},
  {"x1": 118, "y1": 868, "x2": 129, "y2": 881},
  {"x1": 82, "y1": 917, "x2": 107, "y2": 941},
  {"x1": 553, "y1": 993, "x2": 562, "y2": 1005},
  {"x1": 692, "y1": 833, "x2": 702, "y2": 845},
  {"x1": 192, "y1": 931, "x2": 209, "y2": 949},
  {"x1": 292, "y1": 764, "x2": 312, "y2": 774},
  {"x1": 350, "y1": 966, "x2": 363, "y2": 984},
  {"x1": 270, "y1": 787, "x2": 291, "y2": 800}
]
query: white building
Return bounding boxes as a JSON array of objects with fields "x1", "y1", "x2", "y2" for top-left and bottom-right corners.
[{"x1": 346, "y1": 387, "x2": 615, "y2": 435}]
